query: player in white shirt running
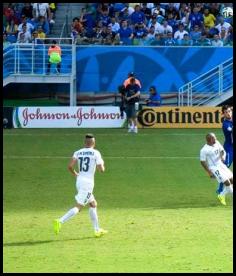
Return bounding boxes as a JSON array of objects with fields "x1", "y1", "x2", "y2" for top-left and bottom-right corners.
[
  {"x1": 200, "y1": 133, "x2": 233, "y2": 205},
  {"x1": 54, "y1": 134, "x2": 108, "y2": 237}
]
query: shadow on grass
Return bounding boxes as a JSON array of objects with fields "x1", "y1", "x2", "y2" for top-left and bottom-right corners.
[{"x1": 3, "y1": 236, "x2": 94, "y2": 247}]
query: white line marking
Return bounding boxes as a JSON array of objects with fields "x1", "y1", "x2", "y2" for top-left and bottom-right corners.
[
  {"x1": 3, "y1": 133, "x2": 222, "y2": 137},
  {"x1": 3, "y1": 156, "x2": 198, "y2": 159}
]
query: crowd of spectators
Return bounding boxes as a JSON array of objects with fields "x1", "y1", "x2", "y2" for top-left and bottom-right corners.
[
  {"x1": 70, "y1": 3, "x2": 233, "y2": 46},
  {"x1": 3, "y1": 3, "x2": 56, "y2": 48}
]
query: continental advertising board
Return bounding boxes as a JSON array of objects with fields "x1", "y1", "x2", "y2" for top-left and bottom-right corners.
[
  {"x1": 13, "y1": 106, "x2": 126, "y2": 128},
  {"x1": 137, "y1": 107, "x2": 224, "y2": 128}
]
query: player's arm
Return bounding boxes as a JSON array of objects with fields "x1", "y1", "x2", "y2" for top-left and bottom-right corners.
[
  {"x1": 200, "y1": 149, "x2": 214, "y2": 178},
  {"x1": 68, "y1": 158, "x2": 78, "y2": 177},
  {"x1": 200, "y1": 161, "x2": 214, "y2": 178},
  {"x1": 126, "y1": 91, "x2": 140, "y2": 101},
  {"x1": 97, "y1": 163, "x2": 105, "y2": 173}
]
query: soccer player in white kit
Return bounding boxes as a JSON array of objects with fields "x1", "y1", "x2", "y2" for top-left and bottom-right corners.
[
  {"x1": 200, "y1": 133, "x2": 233, "y2": 205},
  {"x1": 54, "y1": 134, "x2": 108, "y2": 237}
]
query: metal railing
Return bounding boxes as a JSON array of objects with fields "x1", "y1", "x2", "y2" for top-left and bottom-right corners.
[
  {"x1": 3, "y1": 40, "x2": 73, "y2": 77},
  {"x1": 178, "y1": 57, "x2": 233, "y2": 106},
  {"x1": 59, "y1": 3, "x2": 71, "y2": 40}
]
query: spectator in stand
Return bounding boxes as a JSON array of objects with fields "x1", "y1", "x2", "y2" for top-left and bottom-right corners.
[
  {"x1": 113, "y1": 3, "x2": 127, "y2": 13},
  {"x1": 140, "y1": 3, "x2": 152, "y2": 21},
  {"x1": 167, "y1": 13, "x2": 178, "y2": 34},
  {"x1": 49, "y1": 3, "x2": 56, "y2": 23},
  {"x1": 164, "y1": 31, "x2": 176, "y2": 46},
  {"x1": 174, "y1": 23, "x2": 189, "y2": 41},
  {"x1": 150, "y1": 33, "x2": 163, "y2": 45},
  {"x1": 181, "y1": 33, "x2": 193, "y2": 46},
  {"x1": 209, "y1": 3, "x2": 221, "y2": 18},
  {"x1": 151, "y1": 3, "x2": 165, "y2": 17},
  {"x1": 189, "y1": 6, "x2": 204, "y2": 30},
  {"x1": 130, "y1": 5, "x2": 146, "y2": 26},
  {"x1": 190, "y1": 24, "x2": 202, "y2": 43},
  {"x1": 33, "y1": 3, "x2": 51, "y2": 22},
  {"x1": 31, "y1": 31, "x2": 43, "y2": 44},
  {"x1": 179, "y1": 6, "x2": 190, "y2": 28},
  {"x1": 118, "y1": 7, "x2": 130, "y2": 22},
  {"x1": 97, "y1": 7, "x2": 111, "y2": 27},
  {"x1": 102, "y1": 25, "x2": 116, "y2": 45},
  {"x1": 178, "y1": 3, "x2": 189, "y2": 20},
  {"x1": 5, "y1": 18, "x2": 18, "y2": 43},
  {"x1": 3, "y1": 33, "x2": 11, "y2": 49},
  {"x1": 18, "y1": 15, "x2": 34, "y2": 33},
  {"x1": 165, "y1": 3, "x2": 179, "y2": 20},
  {"x1": 36, "y1": 25, "x2": 46, "y2": 40},
  {"x1": 80, "y1": 7, "x2": 96, "y2": 33},
  {"x1": 34, "y1": 16, "x2": 50, "y2": 35},
  {"x1": 145, "y1": 86, "x2": 162, "y2": 107},
  {"x1": 71, "y1": 17, "x2": 83, "y2": 35},
  {"x1": 198, "y1": 32, "x2": 211, "y2": 46},
  {"x1": 159, "y1": 19, "x2": 173, "y2": 35},
  {"x1": 17, "y1": 24, "x2": 32, "y2": 43},
  {"x1": 21, "y1": 3, "x2": 33, "y2": 19},
  {"x1": 201, "y1": 26, "x2": 210, "y2": 38},
  {"x1": 108, "y1": 16, "x2": 120, "y2": 33},
  {"x1": 219, "y1": 27, "x2": 230, "y2": 46},
  {"x1": 117, "y1": 20, "x2": 133, "y2": 45},
  {"x1": 211, "y1": 34, "x2": 223, "y2": 47},
  {"x1": 203, "y1": 8, "x2": 216, "y2": 28},
  {"x1": 47, "y1": 40, "x2": 61, "y2": 74},
  {"x1": 146, "y1": 26, "x2": 156, "y2": 42},
  {"x1": 5, "y1": 5, "x2": 20, "y2": 25},
  {"x1": 148, "y1": 15, "x2": 163, "y2": 34},
  {"x1": 133, "y1": 22, "x2": 148, "y2": 43},
  {"x1": 215, "y1": 16, "x2": 232, "y2": 33}
]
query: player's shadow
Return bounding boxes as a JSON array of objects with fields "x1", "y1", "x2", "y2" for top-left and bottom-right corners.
[{"x1": 3, "y1": 237, "x2": 94, "y2": 247}]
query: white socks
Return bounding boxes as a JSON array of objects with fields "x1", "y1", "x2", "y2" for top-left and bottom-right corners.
[
  {"x1": 89, "y1": 207, "x2": 99, "y2": 231},
  {"x1": 220, "y1": 185, "x2": 233, "y2": 196},
  {"x1": 226, "y1": 185, "x2": 233, "y2": 194},
  {"x1": 59, "y1": 207, "x2": 79, "y2": 224},
  {"x1": 58, "y1": 206, "x2": 101, "y2": 231}
]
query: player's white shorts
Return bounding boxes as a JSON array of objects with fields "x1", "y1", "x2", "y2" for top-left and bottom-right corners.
[
  {"x1": 75, "y1": 189, "x2": 95, "y2": 206},
  {"x1": 75, "y1": 177, "x2": 95, "y2": 206},
  {"x1": 209, "y1": 163, "x2": 233, "y2": 184}
]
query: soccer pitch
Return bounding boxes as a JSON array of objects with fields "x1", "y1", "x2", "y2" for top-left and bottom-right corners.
[{"x1": 3, "y1": 128, "x2": 233, "y2": 273}]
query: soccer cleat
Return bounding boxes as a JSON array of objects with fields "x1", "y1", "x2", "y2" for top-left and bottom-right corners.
[
  {"x1": 94, "y1": 228, "x2": 108, "y2": 238},
  {"x1": 217, "y1": 195, "x2": 226, "y2": 206},
  {"x1": 54, "y1": 219, "x2": 62, "y2": 234}
]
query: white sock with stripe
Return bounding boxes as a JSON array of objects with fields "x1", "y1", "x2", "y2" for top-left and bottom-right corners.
[
  {"x1": 59, "y1": 207, "x2": 79, "y2": 224},
  {"x1": 89, "y1": 207, "x2": 99, "y2": 231}
]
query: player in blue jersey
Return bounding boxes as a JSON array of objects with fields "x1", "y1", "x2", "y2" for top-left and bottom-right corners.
[{"x1": 217, "y1": 105, "x2": 233, "y2": 194}]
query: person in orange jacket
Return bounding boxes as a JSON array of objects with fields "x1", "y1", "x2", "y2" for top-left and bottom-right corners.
[{"x1": 46, "y1": 40, "x2": 61, "y2": 74}]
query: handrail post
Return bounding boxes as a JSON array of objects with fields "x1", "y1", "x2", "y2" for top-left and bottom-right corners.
[
  {"x1": 14, "y1": 44, "x2": 16, "y2": 74},
  {"x1": 43, "y1": 44, "x2": 46, "y2": 74},
  {"x1": 218, "y1": 64, "x2": 223, "y2": 95}
]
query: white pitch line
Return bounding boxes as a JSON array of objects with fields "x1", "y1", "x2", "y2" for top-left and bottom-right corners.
[
  {"x1": 3, "y1": 155, "x2": 198, "y2": 159},
  {"x1": 3, "y1": 133, "x2": 222, "y2": 137}
]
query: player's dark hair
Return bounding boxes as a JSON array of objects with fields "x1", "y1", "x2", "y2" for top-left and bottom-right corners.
[
  {"x1": 85, "y1": 133, "x2": 94, "y2": 139},
  {"x1": 222, "y1": 105, "x2": 231, "y2": 113}
]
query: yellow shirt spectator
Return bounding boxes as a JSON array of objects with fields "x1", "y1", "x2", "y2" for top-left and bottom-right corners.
[{"x1": 203, "y1": 9, "x2": 216, "y2": 28}]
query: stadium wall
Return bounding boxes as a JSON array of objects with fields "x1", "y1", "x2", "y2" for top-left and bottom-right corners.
[{"x1": 76, "y1": 46, "x2": 233, "y2": 93}]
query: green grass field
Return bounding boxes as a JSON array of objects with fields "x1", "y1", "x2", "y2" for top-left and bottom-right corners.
[{"x1": 3, "y1": 128, "x2": 233, "y2": 273}]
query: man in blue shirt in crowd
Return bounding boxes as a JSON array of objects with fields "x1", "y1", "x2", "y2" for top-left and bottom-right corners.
[
  {"x1": 217, "y1": 105, "x2": 233, "y2": 194},
  {"x1": 145, "y1": 86, "x2": 162, "y2": 106}
]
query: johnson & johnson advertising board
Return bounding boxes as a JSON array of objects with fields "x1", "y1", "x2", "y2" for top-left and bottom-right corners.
[{"x1": 13, "y1": 106, "x2": 126, "y2": 128}]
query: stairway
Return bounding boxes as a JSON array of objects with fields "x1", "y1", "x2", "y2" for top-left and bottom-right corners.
[{"x1": 48, "y1": 3, "x2": 86, "y2": 38}]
